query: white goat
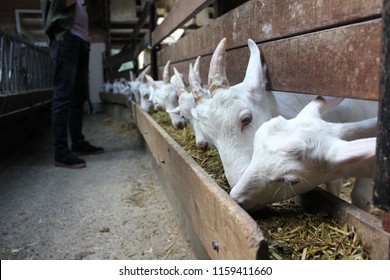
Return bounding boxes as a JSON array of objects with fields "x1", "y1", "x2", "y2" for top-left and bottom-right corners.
[
  {"x1": 230, "y1": 96, "x2": 377, "y2": 211},
  {"x1": 129, "y1": 65, "x2": 151, "y2": 105},
  {"x1": 192, "y1": 38, "x2": 377, "y2": 210},
  {"x1": 103, "y1": 81, "x2": 113, "y2": 92},
  {"x1": 148, "y1": 64, "x2": 187, "y2": 129},
  {"x1": 138, "y1": 79, "x2": 156, "y2": 114},
  {"x1": 169, "y1": 57, "x2": 211, "y2": 151}
]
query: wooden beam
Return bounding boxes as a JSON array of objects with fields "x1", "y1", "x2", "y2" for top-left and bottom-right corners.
[
  {"x1": 262, "y1": 19, "x2": 381, "y2": 100},
  {"x1": 157, "y1": 0, "x2": 382, "y2": 65},
  {"x1": 160, "y1": 20, "x2": 381, "y2": 101},
  {"x1": 104, "y1": 32, "x2": 150, "y2": 73},
  {"x1": 121, "y1": 0, "x2": 151, "y2": 50},
  {"x1": 151, "y1": 0, "x2": 216, "y2": 46},
  {"x1": 374, "y1": 0, "x2": 390, "y2": 228}
]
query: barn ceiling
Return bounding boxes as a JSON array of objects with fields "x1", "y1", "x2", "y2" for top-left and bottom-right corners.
[{"x1": 15, "y1": 0, "x2": 209, "y2": 50}]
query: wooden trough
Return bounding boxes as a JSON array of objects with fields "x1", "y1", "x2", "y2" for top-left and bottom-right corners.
[{"x1": 131, "y1": 101, "x2": 390, "y2": 260}]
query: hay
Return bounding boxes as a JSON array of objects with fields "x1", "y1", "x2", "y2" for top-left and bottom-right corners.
[
  {"x1": 255, "y1": 201, "x2": 368, "y2": 260},
  {"x1": 151, "y1": 111, "x2": 369, "y2": 260}
]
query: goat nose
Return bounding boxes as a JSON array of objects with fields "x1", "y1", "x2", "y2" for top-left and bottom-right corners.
[
  {"x1": 198, "y1": 142, "x2": 209, "y2": 152},
  {"x1": 175, "y1": 120, "x2": 186, "y2": 129}
]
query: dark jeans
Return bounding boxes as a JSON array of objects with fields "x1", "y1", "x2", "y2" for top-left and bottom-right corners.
[{"x1": 50, "y1": 32, "x2": 90, "y2": 153}]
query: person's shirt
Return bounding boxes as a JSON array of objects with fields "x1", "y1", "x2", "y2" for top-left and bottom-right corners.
[
  {"x1": 70, "y1": 0, "x2": 89, "y2": 42},
  {"x1": 40, "y1": 0, "x2": 89, "y2": 45}
]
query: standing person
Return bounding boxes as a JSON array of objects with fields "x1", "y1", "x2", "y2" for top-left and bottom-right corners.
[{"x1": 40, "y1": 0, "x2": 104, "y2": 168}]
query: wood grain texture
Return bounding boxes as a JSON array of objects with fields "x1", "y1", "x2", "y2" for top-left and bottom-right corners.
[
  {"x1": 374, "y1": 0, "x2": 390, "y2": 218},
  {"x1": 158, "y1": 0, "x2": 382, "y2": 65},
  {"x1": 0, "y1": 90, "x2": 52, "y2": 115},
  {"x1": 135, "y1": 105, "x2": 268, "y2": 259},
  {"x1": 159, "y1": 20, "x2": 381, "y2": 100},
  {"x1": 262, "y1": 19, "x2": 381, "y2": 100}
]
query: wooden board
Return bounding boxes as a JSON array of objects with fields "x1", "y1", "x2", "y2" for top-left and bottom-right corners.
[
  {"x1": 99, "y1": 91, "x2": 130, "y2": 107},
  {"x1": 157, "y1": 0, "x2": 382, "y2": 64},
  {"x1": 262, "y1": 19, "x2": 381, "y2": 100},
  {"x1": 160, "y1": 20, "x2": 381, "y2": 100},
  {"x1": 135, "y1": 104, "x2": 268, "y2": 259},
  {"x1": 374, "y1": 0, "x2": 390, "y2": 231},
  {"x1": 0, "y1": 90, "x2": 52, "y2": 115},
  {"x1": 0, "y1": 95, "x2": 7, "y2": 115}
]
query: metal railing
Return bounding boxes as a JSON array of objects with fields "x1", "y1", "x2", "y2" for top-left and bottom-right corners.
[{"x1": 0, "y1": 29, "x2": 53, "y2": 94}]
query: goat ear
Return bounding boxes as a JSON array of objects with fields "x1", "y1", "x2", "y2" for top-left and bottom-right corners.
[
  {"x1": 130, "y1": 71, "x2": 135, "y2": 82},
  {"x1": 166, "y1": 106, "x2": 181, "y2": 114},
  {"x1": 191, "y1": 107, "x2": 199, "y2": 120},
  {"x1": 177, "y1": 88, "x2": 187, "y2": 97},
  {"x1": 243, "y1": 39, "x2": 267, "y2": 93},
  {"x1": 163, "y1": 60, "x2": 171, "y2": 84},
  {"x1": 297, "y1": 96, "x2": 344, "y2": 119},
  {"x1": 148, "y1": 89, "x2": 155, "y2": 101},
  {"x1": 173, "y1": 67, "x2": 185, "y2": 89},
  {"x1": 327, "y1": 138, "x2": 376, "y2": 171},
  {"x1": 208, "y1": 38, "x2": 229, "y2": 95}
]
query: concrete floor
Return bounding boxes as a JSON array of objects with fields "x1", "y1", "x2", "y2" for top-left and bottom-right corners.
[{"x1": 0, "y1": 113, "x2": 195, "y2": 260}]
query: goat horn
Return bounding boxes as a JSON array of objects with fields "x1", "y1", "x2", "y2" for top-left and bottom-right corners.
[
  {"x1": 163, "y1": 60, "x2": 171, "y2": 84},
  {"x1": 145, "y1": 74, "x2": 158, "y2": 90},
  {"x1": 193, "y1": 56, "x2": 201, "y2": 81},
  {"x1": 137, "y1": 65, "x2": 151, "y2": 83},
  {"x1": 208, "y1": 38, "x2": 229, "y2": 96},
  {"x1": 189, "y1": 61, "x2": 207, "y2": 104}
]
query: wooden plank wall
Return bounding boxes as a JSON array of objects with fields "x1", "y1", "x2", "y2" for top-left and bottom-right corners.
[{"x1": 155, "y1": 0, "x2": 382, "y2": 100}]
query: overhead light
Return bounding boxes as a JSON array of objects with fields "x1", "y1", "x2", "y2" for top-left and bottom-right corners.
[
  {"x1": 162, "y1": 28, "x2": 185, "y2": 44},
  {"x1": 157, "y1": 17, "x2": 164, "y2": 25}
]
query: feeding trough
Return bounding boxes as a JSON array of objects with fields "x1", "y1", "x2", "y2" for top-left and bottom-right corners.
[{"x1": 132, "y1": 103, "x2": 390, "y2": 260}]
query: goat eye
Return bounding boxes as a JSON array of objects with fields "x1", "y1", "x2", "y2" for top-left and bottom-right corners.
[
  {"x1": 241, "y1": 114, "x2": 252, "y2": 126},
  {"x1": 275, "y1": 178, "x2": 299, "y2": 186}
]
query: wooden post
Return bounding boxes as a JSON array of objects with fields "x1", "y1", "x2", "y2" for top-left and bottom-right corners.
[
  {"x1": 149, "y1": 0, "x2": 158, "y2": 80},
  {"x1": 374, "y1": 0, "x2": 390, "y2": 233}
]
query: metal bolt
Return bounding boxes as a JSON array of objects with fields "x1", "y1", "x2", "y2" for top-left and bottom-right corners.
[{"x1": 211, "y1": 240, "x2": 220, "y2": 253}]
